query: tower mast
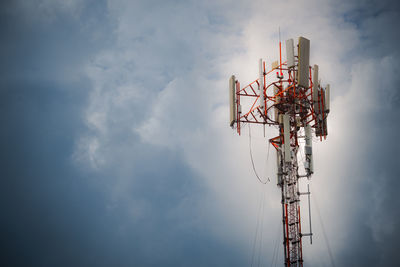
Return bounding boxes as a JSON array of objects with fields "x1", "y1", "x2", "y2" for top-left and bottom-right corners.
[{"x1": 229, "y1": 36, "x2": 330, "y2": 266}]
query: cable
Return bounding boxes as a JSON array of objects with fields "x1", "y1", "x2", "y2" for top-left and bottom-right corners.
[
  {"x1": 270, "y1": 237, "x2": 277, "y2": 267},
  {"x1": 270, "y1": 224, "x2": 280, "y2": 267},
  {"x1": 275, "y1": 234, "x2": 281, "y2": 267},
  {"x1": 312, "y1": 189, "x2": 336, "y2": 267},
  {"x1": 247, "y1": 124, "x2": 271, "y2": 266},
  {"x1": 251, "y1": 187, "x2": 265, "y2": 267},
  {"x1": 257, "y1": 189, "x2": 267, "y2": 267},
  {"x1": 248, "y1": 124, "x2": 270, "y2": 184}
]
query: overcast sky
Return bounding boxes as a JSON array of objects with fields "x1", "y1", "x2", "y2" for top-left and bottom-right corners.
[{"x1": 1, "y1": 0, "x2": 399, "y2": 266}]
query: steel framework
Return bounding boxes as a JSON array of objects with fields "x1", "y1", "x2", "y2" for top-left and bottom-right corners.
[{"x1": 230, "y1": 36, "x2": 330, "y2": 266}]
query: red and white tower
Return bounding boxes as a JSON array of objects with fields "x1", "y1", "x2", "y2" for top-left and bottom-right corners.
[{"x1": 229, "y1": 36, "x2": 330, "y2": 266}]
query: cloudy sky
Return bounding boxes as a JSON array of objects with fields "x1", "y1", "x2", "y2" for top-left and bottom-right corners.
[{"x1": 1, "y1": 0, "x2": 399, "y2": 266}]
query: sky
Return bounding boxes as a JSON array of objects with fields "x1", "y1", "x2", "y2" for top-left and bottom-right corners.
[{"x1": 1, "y1": 0, "x2": 399, "y2": 266}]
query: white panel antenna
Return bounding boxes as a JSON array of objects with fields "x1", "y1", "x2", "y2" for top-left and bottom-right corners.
[
  {"x1": 286, "y1": 39, "x2": 295, "y2": 68},
  {"x1": 305, "y1": 125, "x2": 313, "y2": 173},
  {"x1": 259, "y1": 59, "x2": 265, "y2": 115},
  {"x1": 312, "y1": 65, "x2": 319, "y2": 113},
  {"x1": 297, "y1": 37, "x2": 310, "y2": 88},
  {"x1": 229, "y1": 75, "x2": 236, "y2": 127},
  {"x1": 325, "y1": 84, "x2": 330, "y2": 113},
  {"x1": 283, "y1": 114, "x2": 291, "y2": 163}
]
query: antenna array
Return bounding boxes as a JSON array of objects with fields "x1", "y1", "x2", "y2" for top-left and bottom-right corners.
[{"x1": 229, "y1": 36, "x2": 330, "y2": 267}]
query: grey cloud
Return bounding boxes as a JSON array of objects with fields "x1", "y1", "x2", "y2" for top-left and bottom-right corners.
[
  {"x1": 2, "y1": 0, "x2": 400, "y2": 266},
  {"x1": 0, "y1": 1, "x2": 249, "y2": 266}
]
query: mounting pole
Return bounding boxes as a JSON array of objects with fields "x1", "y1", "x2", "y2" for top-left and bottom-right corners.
[{"x1": 307, "y1": 184, "x2": 313, "y2": 244}]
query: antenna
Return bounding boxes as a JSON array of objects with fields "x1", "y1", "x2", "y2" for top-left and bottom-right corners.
[
  {"x1": 279, "y1": 27, "x2": 283, "y2": 77},
  {"x1": 229, "y1": 35, "x2": 330, "y2": 266}
]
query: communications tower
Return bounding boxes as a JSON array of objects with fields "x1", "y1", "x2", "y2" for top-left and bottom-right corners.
[{"x1": 229, "y1": 36, "x2": 330, "y2": 266}]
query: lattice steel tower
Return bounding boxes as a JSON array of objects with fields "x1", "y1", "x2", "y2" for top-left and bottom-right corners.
[{"x1": 229, "y1": 36, "x2": 330, "y2": 266}]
